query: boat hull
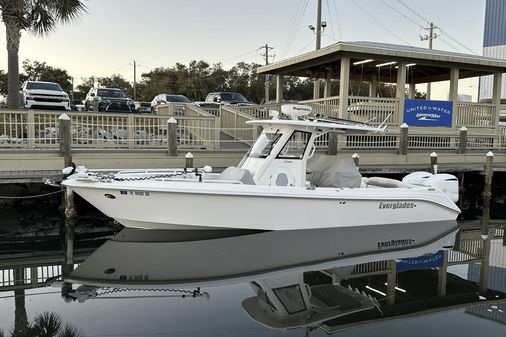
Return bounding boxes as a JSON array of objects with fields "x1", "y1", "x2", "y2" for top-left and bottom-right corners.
[{"x1": 64, "y1": 180, "x2": 460, "y2": 231}]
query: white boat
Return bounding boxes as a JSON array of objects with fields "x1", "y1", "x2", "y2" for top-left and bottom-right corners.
[{"x1": 62, "y1": 104, "x2": 460, "y2": 233}]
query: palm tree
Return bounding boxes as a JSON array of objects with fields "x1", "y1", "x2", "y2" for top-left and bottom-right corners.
[
  {"x1": 9, "y1": 311, "x2": 83, "y2": 337},
  {"x1": 0, "y1": 0, "x2": 87, "y2": 108}
]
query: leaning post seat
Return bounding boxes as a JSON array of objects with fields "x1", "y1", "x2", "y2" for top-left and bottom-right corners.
[{"x1": 217, "y1": 167, "x2": 256, "y2": 185}]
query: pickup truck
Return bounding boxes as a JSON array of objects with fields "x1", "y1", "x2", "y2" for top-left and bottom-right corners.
[{"x1": 21, "y1": 81, "x2": 70, "y2": 110}]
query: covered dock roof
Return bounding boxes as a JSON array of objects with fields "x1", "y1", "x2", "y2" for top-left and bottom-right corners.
[{"x1": 257, "y1": 41, "x2": 506, "y2": 83}]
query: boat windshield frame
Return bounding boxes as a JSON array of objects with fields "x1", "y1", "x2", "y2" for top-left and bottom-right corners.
[{"x1": 273, "y1": 284, "x2": 307, "y2": 315}]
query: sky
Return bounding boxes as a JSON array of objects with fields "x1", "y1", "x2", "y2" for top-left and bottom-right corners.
[{"x1": 0, "y1": 0, "x2": 489, "y2": 99}]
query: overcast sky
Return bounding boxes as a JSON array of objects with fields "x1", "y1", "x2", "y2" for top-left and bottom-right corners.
[{"x1": 0, "y1": 0, "x2": 489, "y2": 98}]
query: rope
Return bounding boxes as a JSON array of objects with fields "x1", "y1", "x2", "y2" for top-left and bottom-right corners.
[{"x1": 0, "y1": 189, "x2": 63, "y2": 199}]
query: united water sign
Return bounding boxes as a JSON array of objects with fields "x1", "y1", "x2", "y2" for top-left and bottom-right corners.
[{"x1": 403, "y1": 99, "x2": 453, "y2": 127}]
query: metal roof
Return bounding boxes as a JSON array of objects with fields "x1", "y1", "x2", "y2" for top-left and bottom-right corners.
[{"x1": 257, "y1": 41, "x2": 506, "y2": 84}]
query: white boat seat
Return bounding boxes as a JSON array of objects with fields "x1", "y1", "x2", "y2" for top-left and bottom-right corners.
[
  {"x1": 363, "y1": 177, "x2": 407, "y2": 188},
  {"x1": 217, "y1": 167, "x2": 256, "y2": 185}
]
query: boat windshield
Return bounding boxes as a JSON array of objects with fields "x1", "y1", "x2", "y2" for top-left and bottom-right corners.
[
  {"x1": 249, "y1": 131, "x2": 282, "y2": 158},
  {"x1": 273, "y1": 285, "x2": 307, "y2": 314}
]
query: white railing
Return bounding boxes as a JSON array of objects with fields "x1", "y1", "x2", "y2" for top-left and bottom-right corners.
[
  {"x1": 457, "y1": 103, "x2": 497, "y2": 128},
  {"x1": 0, "y1": 110, "x2": 221, "y2": 150},
  {"x1": 347, "y1": 96, "x2": 400, "y2": 126},
  {"x1": 220, "y1": 106, "x2": 258, "y2": 145},
  {"x1": 300, "y1": 96, "x2": 340, "y2": 117},
  {"x1": 234, "y1": 103, "x2": 283, "y2": 119}
]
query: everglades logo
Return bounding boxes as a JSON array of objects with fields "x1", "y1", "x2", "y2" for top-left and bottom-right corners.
[
  {"x1": 379, "y1": 201, "x2": 416, "y2": 209},
  {"x1": 377, "y1": 238, "x2": 415, "y2": 250}
]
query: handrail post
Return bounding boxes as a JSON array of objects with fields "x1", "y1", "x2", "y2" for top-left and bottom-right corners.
[
  {"x1": 167, "y1": 117, "x2": 178, "y2": 156},
  {"x1": 127, "y1": 114, "x2": 135, "y2": 149},
  {"x1": 27, "y1": 110, "x2": 35, "y2": 148},
  {"x1": 458, "y1": 126, "x2": 467, "y2": 154},
  {"x1": 58, "y1": 113, "x2": 72, "y2": 167},
  {"x1": 399, "y1": 123, "x2": 408, "y2": 155}
]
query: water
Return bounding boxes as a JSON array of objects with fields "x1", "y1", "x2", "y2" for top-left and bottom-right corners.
[{"x1": 0, "y1": 205, "x2": 505, "y2": 337}]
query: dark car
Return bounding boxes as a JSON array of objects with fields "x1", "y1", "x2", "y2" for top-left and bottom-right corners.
[{"x1": 84, "y1": 88, "x2": 136, "y2": 112}]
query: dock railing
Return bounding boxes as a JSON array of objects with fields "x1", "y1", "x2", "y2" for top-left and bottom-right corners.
[{"x1": 0, "y1": 110, "x2": 221, "y2": 150}]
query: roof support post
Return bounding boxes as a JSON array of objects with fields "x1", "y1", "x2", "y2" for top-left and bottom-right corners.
[
  {"x1": 369, "y1": 74, "x2": 378, "y2": 98},
  {"x1": 276, "y1": 75, "x2": 284, "y2": 104},
  {"x1": 396, "y1": 63, "x2": 407, "y2": 125},
  {"x1": 339, "y1": 57, "x2": 350, "y2": 118},
  {"x1": 408, "y1": 82, "x2": 416, "y2": 99},
  {"x1": 449, "y1": 67, "x2": 459, "y2": 129},
  {"x1": 324, "y1": 72, "x2": 332, "y2": 98},
  {"x1": 492, "y1": 71, "x2": 502, "y2": 128}
]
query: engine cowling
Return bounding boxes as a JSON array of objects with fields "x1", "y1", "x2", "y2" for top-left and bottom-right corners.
[{"x1": 402, "y1": 172, "x2": 459, "y2": 202}]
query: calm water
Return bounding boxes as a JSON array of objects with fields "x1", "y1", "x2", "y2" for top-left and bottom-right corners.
[{"x1": 0, "y1": 203, "x2": 505, "y2": 337}]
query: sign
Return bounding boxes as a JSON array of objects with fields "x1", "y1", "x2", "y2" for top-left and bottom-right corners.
[
  {"x1": 403, "y1": 99, "x2": 453, "y2": 127},
  {"x1": 396, "y1": 250, "x2": 444, "y2": 272}
]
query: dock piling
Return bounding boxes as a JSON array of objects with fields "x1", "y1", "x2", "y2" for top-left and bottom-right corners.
[
  {"x1": 481, "y1": 151, "x2": 494, "y2": 240},
  {"x1": 327, "y1": 132, "x2": 338, "y2": 155},
  {"x1": 458, "y1": 127, "x2": 467, "y2": 154},
  {"x1": 399, "y1": 123, "x2": 408, "y2": 155},
  {"x1": 58, "y1": 114, "x2": 72, "y2": 167},
  {"x1": 352, "y1": 153, "x2": 360, "y2": 168},
  {"x1": 430, "y1": 152, "x2": 438, "y2": 174},
  {"x1": 167, "y1": 117, "x2": 178, "y2": 157}
]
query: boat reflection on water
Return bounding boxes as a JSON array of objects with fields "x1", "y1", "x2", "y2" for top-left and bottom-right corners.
[{"x1": 62, "y1": 225, "x2": 466, "y2": 331}]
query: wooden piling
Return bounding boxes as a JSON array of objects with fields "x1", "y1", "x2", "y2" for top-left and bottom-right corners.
[
  {"x1": 458, "y1": 126, "x2": 467, "y2": 154},
  {"x1": 399, "y1": 123, "x2": 408, "y2": 155},
  {"x1": 58, "y1": 114, "x2": 72, "y2": 167},
  {"x1": 479, "y1": 237, "x2": 491, "y2": 293},
  {"x1": 386, "y1": 260, "x2": 396, "y2": 305},
  {"x1": 327, "y1": 132, "x2": 338, "y2": 155},
  {"x1": 352, "y1": 153, "x2": 360, "y2": 168},
  {"x1": 430, "y1": 152, "x2": 438, "y2": 174},
  {"x1": 437, "y1": 251, "x2": 448, "y2": 297},
  {"x1": 64, "y1": 187, "x2": 76, "y2": 266},
  {"x1": 185, "y1": 152, "x2": 194, "y2": 170},
  {"x1": 481, "y1": 151, "x2": 494, "y2": 240},
  {"x1": 167, "y1": 117, "x2": 178, "y2": 157}
]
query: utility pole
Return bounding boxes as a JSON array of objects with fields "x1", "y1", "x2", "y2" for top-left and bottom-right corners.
[
  {"x1": 311, "y1": 0, "x2": 325, "y2": 99},
  {"x1": 420, "y1": 22, "x2": 439, "y2": 99},
  {"x1": 261, "y1": 44, "x2": 274, "y2": 104},
  {"x1": 133, "y1": 60, "x2": 137, "y2": 100}
]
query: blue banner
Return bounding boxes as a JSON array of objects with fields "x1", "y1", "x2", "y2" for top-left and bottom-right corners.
[
  {"x1": 396, "y1": 250, "x2": 444, "y2": 272},
  {"x1": 403, "y1": 99, "x2": 453, "y2": 127}
]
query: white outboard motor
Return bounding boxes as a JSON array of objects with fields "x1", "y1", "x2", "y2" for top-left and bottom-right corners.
[
  {"x1": 403, "y1": 171, "x2": 459, "y2": 202},
  {"x1": 402, "y1": 171, "x2": 433, "y2": 185}
]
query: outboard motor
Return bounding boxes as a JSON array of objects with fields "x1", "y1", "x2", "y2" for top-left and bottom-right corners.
[{"x1": 403, "y1": 171, "x2": 459, "y2": 203}]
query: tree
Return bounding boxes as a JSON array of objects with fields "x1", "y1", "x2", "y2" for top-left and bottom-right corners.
[
  {"x1": 74, "y1": 76, "x2": 95, "y2": 101},
  {"x1": 22, "y1": 60, "x2": 72, "y2": 92},
  {"x1": 97, "y1": 74, "x2": 133, "y2": 97},
  {"x1": 0, "y1": 0, "x2": 87, "y2": 108}
]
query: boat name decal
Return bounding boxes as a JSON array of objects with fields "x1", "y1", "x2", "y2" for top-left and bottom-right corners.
[
  {"x1": 120, "y1": 190, "x2": 150, "y2": 197},
  {"x1": 377, "y1": 238, "x2": 415, "y2": 250},
  {"x1": 379, "y1": 201, "x2": 416, "y2": 210}
]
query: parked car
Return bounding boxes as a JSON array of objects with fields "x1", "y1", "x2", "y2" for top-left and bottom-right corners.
[
  {"x1": 134, "y1": 101, "x2": 152, "y2": 114},
  {"x1": 150, "y1": 94, "x2": 197, "y2": 113},
  {"x1": 21, "y1": 81, "x2": 70, "y2": 110},
  {"x1": 204, "y1": 92, "x2": 255, "y2": 106},
  {"x1": 84, "y1": 87, "x2": 136, "y2": 112}
]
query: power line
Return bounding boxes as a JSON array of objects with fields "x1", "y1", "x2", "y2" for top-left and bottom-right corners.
[
  {"x1": 351, "y1": 0, "x2": 412, "y2": 46},
  {"x1": 330, "y1": 0, "x2": 343, "y2": 40},
  {"x1": 379, "y1": 0, "x2": 423, "y2": 28},
  {"x1": 281, "y1": 0, "x2": 306, "y2": 57},
  {"x1": 282, "y1": 0, "x2": 309, "y2": 58},
  {"x1": 295, "y1": 37, "x2": 317, "y2": 55},
  {"x1": 395, "y1": 0, "x2": 478, "y2": 55},
  {"x1": 325, "y1": 0, "x2": 336, "y2": 40}
]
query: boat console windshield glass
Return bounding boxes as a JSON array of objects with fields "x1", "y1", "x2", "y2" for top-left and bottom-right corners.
[
  {"x1": 273, "y1": 285, "x2": 307, "y2": 314},
  {"x1": 249, "y1": 131, "x2": 283, "y2": 158}
]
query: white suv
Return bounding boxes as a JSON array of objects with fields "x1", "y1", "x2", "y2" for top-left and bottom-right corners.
[{"x1": 21, "y1": 81, "x2": 70, "y2": 110}]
